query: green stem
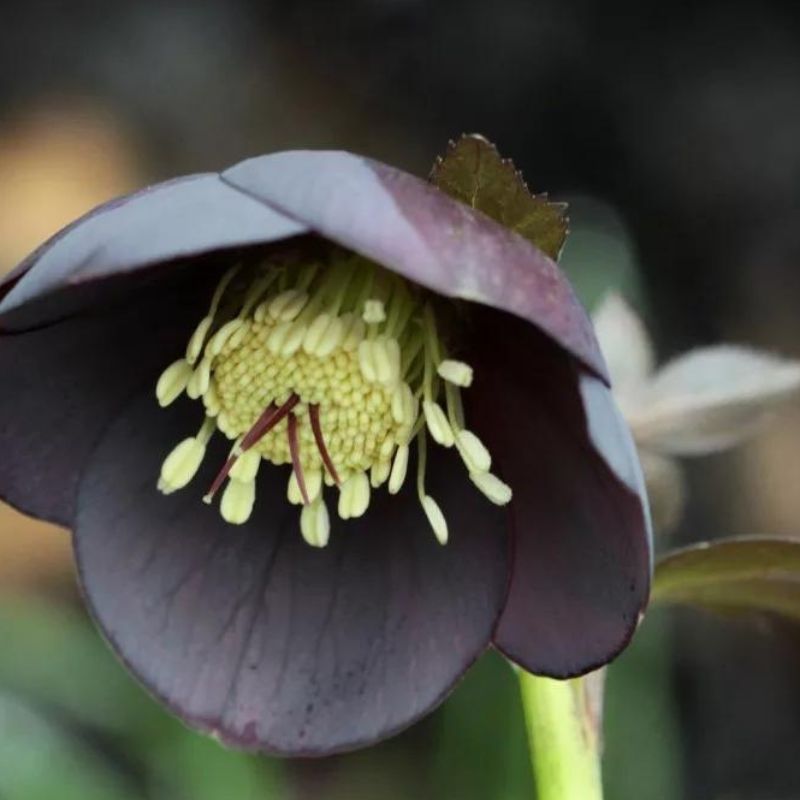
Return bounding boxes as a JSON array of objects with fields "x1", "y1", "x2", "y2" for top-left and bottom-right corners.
[{"x1": 518, "y1": 671, "x2": 604, "y2": 800}]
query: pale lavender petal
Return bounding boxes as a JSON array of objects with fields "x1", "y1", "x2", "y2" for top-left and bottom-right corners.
[{"x1": 0, "y1": 174, "x2": 306, "y2": 329}]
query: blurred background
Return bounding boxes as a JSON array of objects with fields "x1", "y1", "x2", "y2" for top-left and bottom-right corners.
[{"x1": 2, "y1": 1, "x2": 800, "y2": 798}]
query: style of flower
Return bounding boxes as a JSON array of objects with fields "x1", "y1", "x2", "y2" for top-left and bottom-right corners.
[
  {"x1": 0, "y1": 145, "x2": 650, "y2": 755},
  {"x1": 593, "y1": 292, "x2": 800, "y2": 532}
]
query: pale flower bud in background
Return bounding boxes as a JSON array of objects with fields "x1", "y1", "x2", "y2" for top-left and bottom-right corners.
[{"x1": 593, "y1": 292, "x2": 800, "y2": 533}]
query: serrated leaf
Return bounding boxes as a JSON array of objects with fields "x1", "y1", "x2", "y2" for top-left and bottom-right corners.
[
  {"x1": 653, "y1": 537, "x2": 800, "y2": 620},
  {"x1": 430, "y1": 133, "x2": 568, "y2": 260}
]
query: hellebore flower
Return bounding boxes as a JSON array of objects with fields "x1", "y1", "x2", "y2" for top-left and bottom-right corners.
[
  {"x1": 0, "y1": 145, "x2": 651, "y2": 755},
  {"x1": 594, "y1": 292, "x2": 800, "y2": 532}
]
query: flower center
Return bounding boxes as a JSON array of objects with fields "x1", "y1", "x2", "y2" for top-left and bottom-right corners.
[{"x1": 155, "y1": 250, "x2": 511, "y2": 547}]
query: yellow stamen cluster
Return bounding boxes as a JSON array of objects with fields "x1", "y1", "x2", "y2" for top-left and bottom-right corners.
[{"x1": 155, "y1": 251, "x2": 511, "y2": 546}]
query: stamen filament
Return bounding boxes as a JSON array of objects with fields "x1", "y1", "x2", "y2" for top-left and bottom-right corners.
[
  {"x1": 416, "y1": 428, "x2": 448, "y2": 544},
  {"x1": 416, "y1": 427, "x2": 428, "y2": 503},
  {"x1": 187, "y1": 265, "x2": 241, "y2": 364},
  {"x1": 210, "y1": 264, "x2": 241, "y2": 314}
]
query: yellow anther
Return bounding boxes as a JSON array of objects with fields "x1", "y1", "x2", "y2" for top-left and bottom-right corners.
[
  {"x1": 303, "y1": 313, "x2": 346, "y2": 357},
  {"x1": 301, "y1": 497, "x2": 330, "y2": 547},
  {"x1": 313, "y1": 317, "x2": 345, "y2": 357},
  {"x1": 388, "y1": 444, "x2": 409, "y2": 494},
  {"x1": 437, "y1": 359, "x2": 474, "y2": 387},
  {"x1": 350, "y1": 472, "x2": 371, "y2": 517},
  {"x1": 378, "y1": 435, "x2": 396, "y2": 462},
  {"x1": 229, "y1": 449, "x2": 261, "y2": 482},
  {"x1": 323, "y1": 469, "x2": 339, "y2": 488},
  {"x1": 456, "y1": 429, "x2": 492, "y2": 473},
  {"x1": 229, "y1": 323, "x2": 250, "y2": 350},
  {"x1": 338, "y1": 472, "x2": 370, "y2": 519},
  {"x1": 358, "y1": 340, "x2": 378, "y2": 382},
  {"x1": 203, "y1": 382, "x2": 221, "y2": 417},
  {"x1": 158, "y1": 437, "x2": 207, "y2": 494},
  {"x1": 268, "y1": 289, "x2": 308, "y2": 321},
  {"x1": 266, "y1": 320, "x2": 292, "y2": 353},
  {"x1": 186, "y1": 357, "x2": 211, "y2": 399},
  {"x1": 279, "y1": 320, "x2": 307, "y2": 358},
  {"x1": 287, "y1": 473, "x2": 302, "y2": 504},
  {"x1": 469, "y1": 471, "x2": 513, "y2": 505},
  {"x1": 186, "y1": 316, "x2": 212, "y2": 365},
  {"x1": 156, "y1": 359, "x2": 192, "y2": 407},
  {"x1": 196, "y1": 357, "x2": 212, "y2": 396},
  {"x1": 395, "y1": 394, "x2": 420, "y2": 445},
  {"x1": 423, "y1": 401, "x2": 454, "y2": 447},
  {"x1": 342, "y1": 315, "x2": 366, "y2": 351},
  {"x1": 303, "y1": 312, "x2": 335, "y2": 354},
  {"x1": 216, "y1": 411, "x2": 233, "y2": 438},
  {"x1": 207, "y1": 319, "x2": 245, "y2": 357},
  {"x1": 254, "y1": 300, "x2": 270, "y2": 322},
  {"x1": 421, "y1": 495, "x2": 448, "y2": 545},
  {"x1": 373, "y1": 337, "x2": 401, "y2": 386},
  {"x1": 370, "y1": 459, "x2": 391, "y2": 488},
  {"x1": 287, "y1": 468, "x2": 322, "y2": 505},
  {"x1": 363, "y1": 298, "x2": 387, "y2": 324},
  {"x1": 391, "y1": 382, "x2": 414, "y2": 424},
  {"x1": 220, "y1": 479, "x2": 256, "y2": 524}
]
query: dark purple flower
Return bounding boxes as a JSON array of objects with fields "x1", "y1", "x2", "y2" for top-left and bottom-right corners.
[{"x1": 0, "y1": 149, "x2": 651, "y2": 755}]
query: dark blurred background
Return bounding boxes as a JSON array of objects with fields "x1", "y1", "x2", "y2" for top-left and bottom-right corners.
[{"x1": 2, "y1": 1, "x2": 800, "y2": 798}]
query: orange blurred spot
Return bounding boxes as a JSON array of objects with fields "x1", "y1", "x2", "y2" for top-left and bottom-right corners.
[
  {"x1": 0, "y1": 505, "x2": 73, "y2": 593},
  {"x1": 0, "y1": 99, "x2": 146, "y2": 592},
  {"x1": 0, "y1": 100, "x2": 144, "y2": 271}
]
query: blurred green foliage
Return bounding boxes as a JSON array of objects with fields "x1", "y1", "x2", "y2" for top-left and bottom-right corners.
[
  {"x1": 0, "y1": 600, "x2": 284, "y2": 800},
  {"x1": 558, "y1": 197, "x2": 643, "y2": 313},
  {"x1": 0, "y1": 597, "x2": 685, "y2": 800},
  {"x1": 604, "y1": 609, "x2": 684, "y2": 800},
  {"x1": 433, "y1": 652, "x2": 533, "y2": 800}
]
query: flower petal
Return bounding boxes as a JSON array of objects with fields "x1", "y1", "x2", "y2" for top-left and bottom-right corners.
[
  {"x1": 221, "y1": 151, "x2": 607, "y2": 381},
  {"x1": 629, "y1": 345, "x2": 800, "y2": 455},
  {"x1": 74, "y1": 394, "x2": 509, "y2": 755},
  {"x1": 469, "y1": 312, "x2": 651, "y2": 676},
  {"x1": 0, "y1": 174, "x2": 305, "y2": 330},
  {"x1": 592, "y1": 292, "x2": 654, "y2": 404},
  {"x1": 0, "y1": 268, "x2": 213, "y2": 525}
]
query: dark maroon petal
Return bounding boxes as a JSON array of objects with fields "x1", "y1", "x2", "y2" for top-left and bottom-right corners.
[
  {"x1": 469, "y1": 311, "x2": 651, "y2": 677},
  {"x1": 74, "y1": 394, "x2": 509, "y2": 755},
  {"x1": 0, "y1": 268, "x2": 213, "y2": 525},
  {"x1": 221, "y1": 151, "x2": 607, "y2": 381},
  {"x1": 0, "y1": 174, "x2": 305, "y2": 330}
]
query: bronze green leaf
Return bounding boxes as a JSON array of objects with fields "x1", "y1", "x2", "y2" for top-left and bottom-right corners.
[
  {"x1": 430, "y1": 133, "x2": 568, "y2": 260},
  {"x1": 653, "y1": 536, "x2": 800, "y2": 622}
]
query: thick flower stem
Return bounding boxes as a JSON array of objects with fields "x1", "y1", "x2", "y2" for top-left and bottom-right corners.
[{"x1": 518, "y1": 671, "x2": 604, "y2": 800}]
